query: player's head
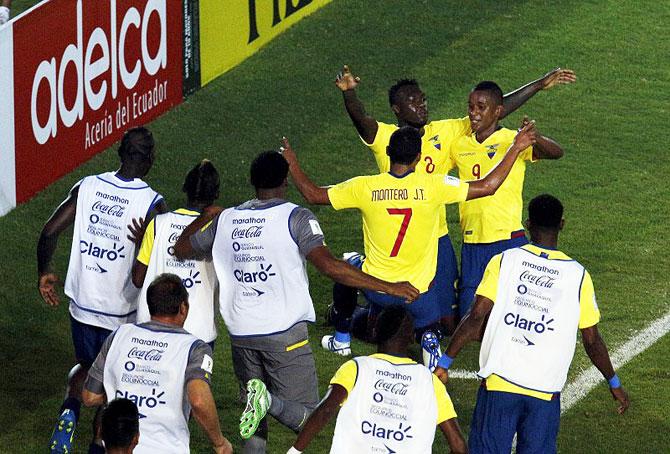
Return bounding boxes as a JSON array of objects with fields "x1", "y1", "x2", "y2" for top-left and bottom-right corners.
[
  {"x1": 375, "y1": 306, "x2": 415, "y2": 351},
  {"x1": 389, "y1": 79, "x2": 428, "y2": 128},
  {"x1": 101, "y1": 398, "x2": 139, "y2": 453},
  {"x1": 118, "y1": 126, "x2": 155, "y2": 178},
  {"x1": 250, "y1": 150, "x2": 289, "y2": 192},
  {"x1": 183, "y1": 159, "x2": 220, "y2": 206},
  {"x1": 387, "y1": 126, "x2": 422, "y2": 166},
  {"x1": 469, "y1": 81, "x2": 504, "y2": 135},
  {"x1": 146, "y1": 273, "x2": 189, "y2": 323},
  {"x1": 527, "y1": 194, "x2": 564, "y2": 234}
]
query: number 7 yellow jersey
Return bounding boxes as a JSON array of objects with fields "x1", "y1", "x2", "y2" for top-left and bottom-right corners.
[{"x1": 328, "y1": 171, "x2": 469, "y2": 292}]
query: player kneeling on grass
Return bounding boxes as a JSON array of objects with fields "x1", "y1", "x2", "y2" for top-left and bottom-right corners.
[{"x1": 288, "y1": 305, "x2": 467, "y2": 454}]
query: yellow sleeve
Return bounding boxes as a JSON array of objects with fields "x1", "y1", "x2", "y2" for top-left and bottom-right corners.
[
  {"x1": 330, "y1": 359, "x2": 358, "y2": 395},
  {"x1": 136, "y1": 218, "x2": 156, "y2": 266},
  {"x1": 475, "y1": 254, "x2": 503, "y2": 302},
  {"x1": 365, "y1": 122, "x2": 396, "y2": 173},
  {"x1": 432, "y1": 374, "x2": 457, "y2": 423},
  {"x1": 451, "y1": 116, "x2": 471, "y2": 137},
  {"x1": 520, "y1": 145, "x2": 535, "y2": 162},
  {"x1": 328, "y1": 177, "x2": 364, "y2": 211},
  {"x1": 578, "y1": 270, "x2": 601, "y2": 328},
  {"x1": 434, "y1": 175, "x2": 469, "y2": 204}
]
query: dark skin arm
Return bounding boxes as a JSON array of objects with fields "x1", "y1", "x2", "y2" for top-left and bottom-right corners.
[
  {"x1": 281, "y1": 138, "x2": 331, "y2": 205},
  {"x1": 439, "y1": 418, "x2": 468, "y2": 454},
  {"x1": 434, "y1": 295, "x2": 494, "y2": 384},
  {"x1": 581, "y1": 325, "x2": 630, "y2": 414},
  {"x1": 37, "y1": 185, "x2": 79, "y2": 306},
  {"x1": 293, "y1": 384, "x2": 347, "y2": 451},
  {"x1": 307, "y1": 246, "x2": 419, "y2": 302},
  {"x1": 127, "y1": 198, "x2": 168, "y2": 246},
  {"x1": 501, "y1": 68, "x2": 577, "y2": 118},
  {"x1": 336, "y1": 65, "x2": 378, "y2": 144},
  {"x1": 173, "y1": 206, "x2": 224, "y2": 260},
  {"x1": 516, "y1": 116, "x2": 564, "y2": 160},
  {"x1": 131, "y1": 260, "x2": 148, "y2": 288}
]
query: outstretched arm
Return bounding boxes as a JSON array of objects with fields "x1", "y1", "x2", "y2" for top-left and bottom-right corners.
[
  {"x1": 291, "y1": 385, "x2": 348, "y2": 452},
  {"x1": 173, "y1": 206, "x2": 223, "y2": 260},
  {"x1": 188, "y1": 379, "x2": 233, "y2": 454},
  {"x1": 281, "y1": 138, "x2": 331, "y2": 205},
  {"x1": 501, "y1": 68, "x2": 577, "y2": 118},
  {"x1": 307, "y1": 246, "x2": 419, "y2": 302},
  {"x1": 465, "y1": 120, "x2": 537, "y2": 200},
  {"x1": 37, "y1": 185, "x2": 79, "y2": 306},
  {"x1": 336, "y1": 65, "x2": 379, "y2": 144},
  {"x1": 581, "y1": 325, "x2": 630, "y2": 414},
  {"x1": 439, "y1": 419, "x2": 468, "y2": 454}
]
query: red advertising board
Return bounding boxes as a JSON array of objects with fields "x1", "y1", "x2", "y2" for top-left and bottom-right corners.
[{"x1": 12, "y1": 0, "x2": 183, "y2": 203}]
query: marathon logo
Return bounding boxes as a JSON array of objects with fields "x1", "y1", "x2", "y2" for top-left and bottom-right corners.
[
  {"x1": 95, "y1": 192, "x2": 129, "y2": 204},
  {"x1": 522, "y1": 261, "x2": 560, "y2": 275}
]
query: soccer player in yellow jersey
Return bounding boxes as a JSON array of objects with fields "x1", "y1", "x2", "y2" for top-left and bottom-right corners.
[
  {"x1": 336, "y1": 64, "x2": 576, "y2": 333},
  {"x1": 281, "y1": 122, "x2": 537, "y2": 369},
  {"x1": 435, "y1": 195, "x2": 629, "y2": 454},
  {"x1": 288, "y1": 306, "x2": 467, "y2": 454},
  {"x1": 452, "y1": 81, "x2": 564, "y2": 318}
]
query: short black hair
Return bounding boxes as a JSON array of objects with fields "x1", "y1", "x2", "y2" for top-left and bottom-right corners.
[
  {"x1": 250, "y1": 151, "x2": 289, "y2": 190},
  {"x1": 101, "y1": 398, "x2": 139, "y2": 450},
  {"x1": 118, "y1": 126, "x2": 154, "y2": 161},
  {"x1": 388, "y1": 79, "x2": 420, "y2": 107},
  {"x1": 183, "y1": 159, "x2": 220, "y2": 204},
  {"x1": 528, "y1": 194, "x2": 563, "y2": 230},
  {"x1": 146, "y1": 274, "x2": 188, "y2": 316},
  {"x1": 387, "y1": 126, "x2": 421, "y2": 165},
  {"x1": 375, "y1": 305, "x2": 413, "y2": 345},
  {"x1": 472, "y1": 81, "x2": 503, "y2": 106}
]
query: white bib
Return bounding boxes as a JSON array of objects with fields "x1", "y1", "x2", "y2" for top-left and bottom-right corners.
[
  {"x1": 478, "y1": 247, "x2": 585, "y2": 392},
  {"x1": 331, "y1": 356, "x2": 437, "y2": 454},
  {"x1": 211, "y1": 202, "x2": 315, "y2": 336},
  {"x1": 66, "y1": 172, "x2": 161, "y2": 329},
  {"x1": 136, "y1": 210, "x2": 218, "y2": 342},
  {"x1": 103, "y1": 324, "x2": 198, "y2": 454}
]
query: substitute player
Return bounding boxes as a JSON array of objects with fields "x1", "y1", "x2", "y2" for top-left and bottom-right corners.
[
  {"x1": 435, "y1": 195, "x2": 630, "y2": 453},
  {"x1": 288, "y1": 305, "x2": 467, "y2": 454},
  {"x1": 132, "y1": 160, "x2": 220, "y2": 347},
  {"x1": 452, "y1": 81, "x2": 564, "y2": 317},
  {"x1": 335, "y1": 64, "x2": 576, "y2": 334},
  {"x1": 37, "y1": 127, "x2": 166, "y2": 453},
  {"x1": 282, "y1": 122, "x2": 537, "y2": 370}
]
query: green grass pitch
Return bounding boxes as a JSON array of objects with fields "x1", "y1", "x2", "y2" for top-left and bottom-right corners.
[{"x1": 1, "y1": 0, "x2": 669, "y2": 452}]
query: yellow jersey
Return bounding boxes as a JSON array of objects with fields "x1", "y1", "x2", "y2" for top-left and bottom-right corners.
[
  {"x1": 476, "y1": 243, "x2": 600, "y2": 400},
  {"x1": 449, "y1": 127, "x2": 533, "y2": 244},
  {"x1": 328, "y1": 171, "x2": 469, "y2": 292},
  {"x1": 331, "y1": 353, "x2": 457, "y2": 423},
  {"x1": 365, "y1": 118, "x2": 471, "y2": 237},
  {"x1": 136, "y1": 208, "x2": 200, "y2": 265}
]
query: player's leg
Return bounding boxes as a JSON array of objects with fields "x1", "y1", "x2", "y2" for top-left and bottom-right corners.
[
  {"x1": 515, "y1": 394, "x2": 560, "y2": 454},
  {"x1": 234, "y1": 345, "x2": 270, "y2": 453},
  {"x1": 468, "y1": 385, "x2": 521, "y2": 454},
  {"x1": 435, "y1": 234, "x2": 460, "y2": 335}
]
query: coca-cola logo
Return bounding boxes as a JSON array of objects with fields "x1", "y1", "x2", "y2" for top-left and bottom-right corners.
[
  {"x1": 168, "y1": 232, "x2": 180, "y2": 243},
  {"x1": 127, "y1": 346, "x2": 164, "y2": 361},
  {"x1": 92, "y1": 200, "x2": 125, "y2": 217},
  {"x1": 374, "y1": 379, "x2": 408, "y2": 396},
  {"x1": 231, "y1": 225, "x2": 263, "y2": 239},
  {"x1": 519, "y1": 270, "x2": 556, "y2": 288}
]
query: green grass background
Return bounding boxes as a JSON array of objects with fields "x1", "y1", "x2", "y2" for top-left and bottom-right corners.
[{"x1": 2, "y1": 0, "x2": 669, "y2": 452}]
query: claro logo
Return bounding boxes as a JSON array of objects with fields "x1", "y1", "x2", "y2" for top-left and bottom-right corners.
[{"x1": 30, "y1": 0, "x2": 167, "y2": 145}]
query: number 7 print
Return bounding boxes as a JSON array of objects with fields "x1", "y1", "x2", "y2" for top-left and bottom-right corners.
[{"x1": 387, "y1": 208, "x2": 413, "y2": 257}]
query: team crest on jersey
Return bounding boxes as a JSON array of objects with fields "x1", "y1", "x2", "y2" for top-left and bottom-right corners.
[
  {"x1": 485, "y1": 144, "x2": 499, "y2": 159},
  {"x1": 428, "y1": 135, "x2": 441, "y2": 150}
]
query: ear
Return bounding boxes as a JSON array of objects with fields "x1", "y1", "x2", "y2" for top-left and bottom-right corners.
[
  {"x1": 386, "y1": 145, "x2": 392, "y2": 157},
  {"x1": 391, "y1": 104, "x2": 401, "y2": 115},
  {"x1": 496, "y1": 104, "x2": 504, "y2": 118},
  {"x1": 180, "y1": 301, "x2": 189, "y2": 318},
  {"x1": 131, "y1": 431, "x2": 140, "y2": 449},
  {"x1": 523, "y1": 218, "x2": 530, "y2": 230},
  {"x1": 559, "y1": 218, "x2": 565, "y2": 231}
]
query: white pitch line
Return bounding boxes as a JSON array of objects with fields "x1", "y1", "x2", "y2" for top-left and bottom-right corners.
[
  {"x1": 561, "y1": 308, "x2": 670, "y2": 413},
  {"x1": 449, "y1": 369, "x2": 480, "y2": 380}
]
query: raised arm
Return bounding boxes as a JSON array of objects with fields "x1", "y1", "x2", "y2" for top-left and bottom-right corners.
[
  {"x1": 173, "y1": 206, "x2": 223, "y2": 260},
  {"x1": 336, "y1": 65, "x2": 379, "y2": 144},
  {"x1": 291, "y1": 384, "x2": 348, "y2": 452},
  {"x1": 502, "y1": 68, "x2": 577, "y2": 119},
  {"x1": 281, "y1": 137, "x2": 331, "y2": 205},
  {"x1": 37, "y1": 184, "x2": 79, "y2": 306},
  {"x1": 581, "y1": 325, "x2": 630, "y2": 414},
  {"x1": 187, "y1": 379, "x2": 233, "y2": 454},
  {"x1": 466, "y1": 120, "x2": 537, "y2": 200},
  {"x1": 307, "y1": 246, "x2": 419, "y2": 302}
]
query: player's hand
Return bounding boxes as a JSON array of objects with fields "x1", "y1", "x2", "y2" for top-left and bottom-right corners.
[
  {"x1": 213, "y1": 438, "x2": 233, "y2": 454},
  {"x1": 610, "y1": 385, "x2": 630, "y2": 415},
  {"x1": 38, "y1": 272, "x2": 61, "y2": 307},
  {"x1": 541, "y1": 68, "x2": 577, "y2": 90},
  {"x1": 434, "y1": 366, "x2": 449, "y2": 384},
  {"x1": 512, "y1": 118, "x2": 537, "y2": 151},
  {"x1": 280, "y1": 137, "x2": 298, "y2": 167},
  {"x1": 127, "y1": 217, "x2": 147, "y2": 246},
  {"x1": 388, "y1": 281, "x2": 420, "y2": 303},
  {"x1": 335, "y1": 65, "x2": 360, "y2": 91}
]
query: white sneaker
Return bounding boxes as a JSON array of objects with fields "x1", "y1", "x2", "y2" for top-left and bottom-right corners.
[
  {"x1": 421, "y1": 330, "x2": 442, "y2": 372},
  {"x1": 321, "y1": 335, "x2": 351, "y2": 356}
]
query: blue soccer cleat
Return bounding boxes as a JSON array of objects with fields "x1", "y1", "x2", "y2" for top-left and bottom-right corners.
[
  {"x1": 421, "y1": 330, "x2": 442, "y2": 372},
  {"x1": 48, "y1": 408, "x2": 76, "y2": 453}
]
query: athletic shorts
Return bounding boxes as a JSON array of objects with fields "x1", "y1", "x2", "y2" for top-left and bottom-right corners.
[
  {"x1": 458, "y1": 231, "x2": 529, "y2": 317},
  {"x1": 469, "y1": 383, "x2": 560, "y2": 454},
  {"x1": 70, "y1": 315, "x2": 113, "y2": 367}
]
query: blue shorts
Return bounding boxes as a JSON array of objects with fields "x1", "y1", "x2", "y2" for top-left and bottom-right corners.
[
  {"x1": 346, "y1": 254, "x2": 441, "y2": 329},
  {"x1": 435, "y1": 234, "x2": 459, "y2": 318},
  {"x1": 469, "y1": 384, "x2": 560, "y2": 454},
  {"x1": 70, "y1": 315, "x2": 113, "y2": 367},
  {"x1": 458, "y1": 232, "x2": 528, "y2": 317}
]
